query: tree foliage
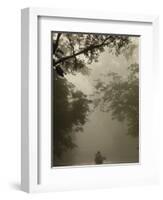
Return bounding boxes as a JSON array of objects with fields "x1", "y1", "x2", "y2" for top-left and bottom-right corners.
[
  {"x1": 94, "y1": 63, "x2": 139, "y2": 137},
  {"x1": 52, "y1": 32, "x2": 130, "y2": 75},
  {"x1": 52, "y1": 77, "x2": 91, "y2": 163}
]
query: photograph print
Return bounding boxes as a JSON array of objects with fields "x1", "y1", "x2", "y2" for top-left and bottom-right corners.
[{"x1": 51, "y1": 31, "x2": 139, "y2": 167}]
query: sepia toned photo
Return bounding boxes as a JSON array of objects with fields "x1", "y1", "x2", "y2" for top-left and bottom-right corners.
[{"x1": 51, "y1": 32, "x2": 139, "y2": 167}]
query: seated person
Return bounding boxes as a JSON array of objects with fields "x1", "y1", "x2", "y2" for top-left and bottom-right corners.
[{"x1": 94, "y1": 151, "x2": 106, "y2": 164}]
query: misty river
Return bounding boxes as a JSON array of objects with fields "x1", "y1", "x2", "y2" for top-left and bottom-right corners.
[
  {"x1": 58, "y1": 107, "x2": 139, "y2": 166},
  {"x1": 53, "y1": 39, "x2": 139, "y2": 167}
]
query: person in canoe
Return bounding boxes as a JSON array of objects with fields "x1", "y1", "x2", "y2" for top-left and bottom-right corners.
[{"x1": 94, "y1": 151, "x2": 106, "y2": 164}]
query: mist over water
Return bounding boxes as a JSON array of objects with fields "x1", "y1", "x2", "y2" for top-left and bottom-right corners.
[
  {"x1": 60, "y1": 108, "x2": 138, "y2": 166},
  {"x1": 54, "y1": 41, "x2": 139, "y2": 166}
]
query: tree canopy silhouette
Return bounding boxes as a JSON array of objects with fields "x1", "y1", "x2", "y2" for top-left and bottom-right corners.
[
  {"x1": 52, "y1": 77, "x2": 91, "y2": 164},
  {"x1": 94, "y1": 63, "x2": 139, "y2": 137},
  {"x1": 52, "y1": 32, "x2": 130, "y2": 75}
]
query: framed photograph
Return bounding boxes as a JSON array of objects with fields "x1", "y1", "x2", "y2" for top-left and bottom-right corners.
[{"x1": 21, "y1": 8, "x2": 159, "y2": 193}]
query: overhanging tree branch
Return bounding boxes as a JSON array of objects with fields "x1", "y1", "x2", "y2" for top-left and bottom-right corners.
[{"x1": 53, "y1": 37, "x2": 111, "y2": 67}]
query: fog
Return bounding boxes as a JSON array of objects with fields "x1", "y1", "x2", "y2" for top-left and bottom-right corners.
[{"x1": 55, "y1": 38, "x2": 139, "y2": 166}]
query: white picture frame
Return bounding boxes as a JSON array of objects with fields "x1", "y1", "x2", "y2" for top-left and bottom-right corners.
[{"x1": 21, "y1": 7, "x2": 159, "y2": 193}]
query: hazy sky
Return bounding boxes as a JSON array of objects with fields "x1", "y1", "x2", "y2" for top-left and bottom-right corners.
[
  {"x1": 58, "y1": 36, "x2": 139, "y2": 166},
  {"x1": 66, "y1": 37, "x2": 139, "y2": 95}
]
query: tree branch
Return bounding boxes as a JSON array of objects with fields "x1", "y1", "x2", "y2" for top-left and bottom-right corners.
[
  {"x1": 53, "y1": 37, "x2": 111, "y2": 67},
  {"x1": 53, "y1": 33, "x2": 62, "y2": 54}
]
